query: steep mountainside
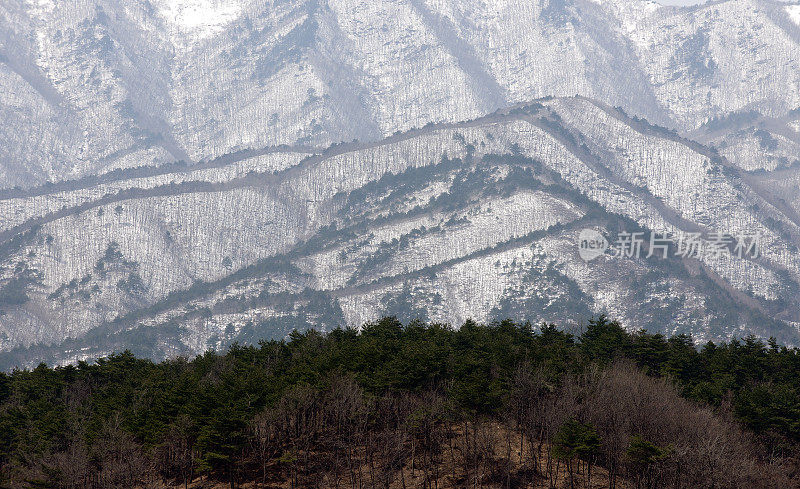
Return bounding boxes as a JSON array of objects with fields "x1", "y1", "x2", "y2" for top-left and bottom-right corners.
[
  {"x1": 1, "y1": 0, "x2": 800, "y2": 367},
  {"x1": 1, "y1": 96, "x2": 798, "y2": 367},
  {"x1": 1, "y1": 0, "x2": 799, "y2": 186}
]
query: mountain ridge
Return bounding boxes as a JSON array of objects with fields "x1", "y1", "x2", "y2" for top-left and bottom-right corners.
[
  {"x1": 1, "y1": 95, "x2": 798, "y2": 368},
  {"x1": 2, "y1": 0, "x2": 800, "y2": 186},
  {"x1": 2, "y1": 0, "x2": 800, "y2": 367}
]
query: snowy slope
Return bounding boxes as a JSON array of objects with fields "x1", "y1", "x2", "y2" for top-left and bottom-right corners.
[
  {"x1": 1, "y1": 0, "x2": 800, "y2": 187},
  {"x1": 0, "y1": 97, "x2": 798, "y2": 367},
  {"x1": 1, "y1": 0, "x2": 800, "y2": 367}
]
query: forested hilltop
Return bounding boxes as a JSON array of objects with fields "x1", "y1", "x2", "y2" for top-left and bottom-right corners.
[{"x1": 1, "y1": 317, "x2": 799, "y2": 488}]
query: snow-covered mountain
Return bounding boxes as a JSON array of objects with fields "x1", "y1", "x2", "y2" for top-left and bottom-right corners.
[
  {"x1": 1, "y1": 0, "x2": 799, "y2": 367},
  {"x1": 3, "y1": 0, "x2": 800, "y2": 186}
]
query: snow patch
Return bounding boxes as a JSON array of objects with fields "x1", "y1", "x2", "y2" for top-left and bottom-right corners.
[
  {"x1": 788, "y1": 5, "x2": 800, "y2": 27},
  {"x1": 157, "y1": 0, "x2": 243, "y2": 42},
  {"x1": 25, "y1": 0, "x2": 56, "y2": 16}
]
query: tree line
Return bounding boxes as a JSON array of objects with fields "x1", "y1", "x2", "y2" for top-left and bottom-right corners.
[{"x1": 0, "y1": 316, "x2": 798, "y2": 488}]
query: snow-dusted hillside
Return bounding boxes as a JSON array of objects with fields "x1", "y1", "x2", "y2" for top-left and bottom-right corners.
[
  {"x1": 1, "y1": 0, "x2": 799, "y2": 367},
  {"x1": 2, "y1": 0, "x2": 800, "y2": 187},
  {"x1": 0, "y1": 97, "x2": 798, "y2": 367}
]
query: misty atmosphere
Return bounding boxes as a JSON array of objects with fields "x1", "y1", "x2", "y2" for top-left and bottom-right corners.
[{"x1": 1, "y1": 0, "x2": 800, "y2": 487}]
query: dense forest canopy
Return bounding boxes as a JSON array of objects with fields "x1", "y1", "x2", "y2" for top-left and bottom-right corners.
[{"x1": 0, "y1": 316, "x2": 799, "y2": 488}]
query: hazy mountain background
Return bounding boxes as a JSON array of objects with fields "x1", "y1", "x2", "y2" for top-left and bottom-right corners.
[{"x1": 1, "y1": 0, "x2": 799, "y2": 367}]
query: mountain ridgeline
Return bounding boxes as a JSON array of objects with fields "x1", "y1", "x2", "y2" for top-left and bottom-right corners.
[
  {"x1": 1, "y1": 0, "x2": 800, "y2": 365},
  {"x1": 2, "y1": 0, "x2": 800, "y2": 186}
]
